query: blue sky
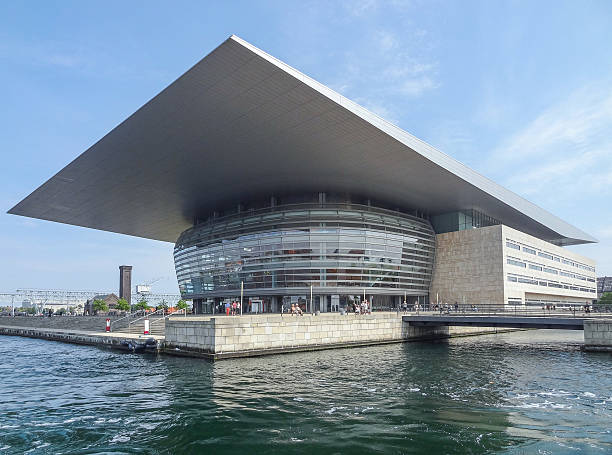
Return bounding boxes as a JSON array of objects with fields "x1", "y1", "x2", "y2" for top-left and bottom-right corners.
[{"x1": 1, "y1": 0, "x2": 611, "y2": 294}]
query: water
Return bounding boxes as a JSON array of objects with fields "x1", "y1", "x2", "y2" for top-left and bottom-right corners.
[{"x1": 1, "y1": 330, "x2": 611, "y2": 454}]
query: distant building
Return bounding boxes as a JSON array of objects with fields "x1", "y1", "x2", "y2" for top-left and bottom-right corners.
[
  {"x1": 84, "y1": 293, "x2": 119, "y2": 315},
  {"x1": 597, "y1": 277, "x2": 612, "y2": 298}
]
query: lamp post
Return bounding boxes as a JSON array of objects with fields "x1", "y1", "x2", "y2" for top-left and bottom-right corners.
[
  {"x1": 240, "y1": 281, "x2": 244, "y2": 316},
  {"x1": 310, "y1": 284, "x2": 313, "y2": 314}
]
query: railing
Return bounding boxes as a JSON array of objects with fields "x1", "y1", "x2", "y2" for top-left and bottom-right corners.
[
  {"x1": 402, "y1": 303, "x2": 610, "y2": 319},
  {"x1": 149, "y1": 308, "x2": 186, "y2": 330},
  {"x1": 126, "y1": 308, "x2": 166, "y2": 334},
  {"x1": 109, "y1": 310, "x2": 144, "y2": 332}
]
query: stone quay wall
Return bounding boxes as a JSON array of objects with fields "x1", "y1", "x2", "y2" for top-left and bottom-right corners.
[
  {"x1": 165, "y1": 313, "x2": 504, "y2": 359},
  {"x1": 584, "y1": 319, "x2": 612, "y2": 352},
  {"x1": 0, "y1": 316, "x2": 119, "y2": 332}
]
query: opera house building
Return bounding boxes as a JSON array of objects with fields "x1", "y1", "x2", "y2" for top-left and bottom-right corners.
[{"x1": 9, "y1": 36, "x2": 597, "y2": 314}]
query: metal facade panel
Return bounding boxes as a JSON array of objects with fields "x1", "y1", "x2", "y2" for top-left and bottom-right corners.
[{"x1": 8, "y1": 35, "x2": 596, "y2": 245}]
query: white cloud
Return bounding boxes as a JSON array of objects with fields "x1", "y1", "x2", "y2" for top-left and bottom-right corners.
[
  {"x1": 327, "y1": 25, "x2": 438, "y2": 124},
  {"x1": 489, "y1": 83, "x2": 612, "y2": 198},
  {"x1": 401, "y1": 76, "x2": 437, "y2": 96},
  {"x1": 486, "y1": 82, "x2": 612, "y2": 274},
  {"x1": 343, "y1": 0, "x2": 380, "y2": 17}
]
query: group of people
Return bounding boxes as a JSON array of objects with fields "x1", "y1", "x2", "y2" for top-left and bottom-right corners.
[
  {"x1": 223, "y1": 301, "x2": 241, "y2": 316},
  {"x1": 288, "y1": 303, "x2": 304, "y2": 315},
  {"x1": 352, "y1": 300, "x2": 371, "y2": 315}
]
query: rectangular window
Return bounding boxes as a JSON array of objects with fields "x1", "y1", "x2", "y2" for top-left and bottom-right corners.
[
  {"x1": 507, "y1": 275, "x2": 517, "y2": 282},
  {"x1": 507, "y1": 258, "x2": 526, "y2": 268},
  {"x1": 543, "y1": 267, "x2": 558, "y2": 275},
  {"x1": 538, "y1": 252, "x2": 554, "y2": 260},
  {"x1": 529, "y1": 264, "x2": 542, "y2": 271},
  {"x1": 506, "y1": 241, "x2": 520, "y2": 251},
  {"x1": 523, "y1": 247, "x2": 537, "y2": 255}
]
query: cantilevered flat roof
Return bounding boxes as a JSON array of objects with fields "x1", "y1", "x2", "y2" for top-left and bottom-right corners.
[{"x1": 8, "y1": 35, "x2": 596, "y2": 245}]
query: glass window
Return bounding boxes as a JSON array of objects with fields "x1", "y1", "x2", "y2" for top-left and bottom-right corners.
[
  {"x1": 507, "y1": 258, "x2": 526, "y2": 268},
  {"x1": 506, "y1": 241, "x2": 520, "y2": 251}
]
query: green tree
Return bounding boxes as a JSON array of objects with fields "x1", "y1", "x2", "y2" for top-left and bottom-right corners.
[
  {"x1": 116, "y1": 298, "x2": 130, "y2": 312},
  {"x1": 156, "y1": 300, "x2": 168, "y2": 312},
  {"x1": 135, "y1": 300, "x2": 150, "y2": 311},
  {"x1": 176, "y1": 299, "x2": 188, "y2": 311},
  {"x1": 599, "y1": 292, "x2": 612, "y2": 305},
  {"x1": 92, "y1": 299, "x2": 109, "y2": 314}
]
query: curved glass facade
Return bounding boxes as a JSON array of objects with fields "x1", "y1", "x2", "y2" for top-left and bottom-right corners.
[{"x1": 174, "y1": 202, "x2": 435, "y2": 302}]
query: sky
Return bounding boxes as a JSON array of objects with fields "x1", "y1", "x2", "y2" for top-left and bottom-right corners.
[{"x1": 1, "y1": 0, "x2": 611, "y2": 295}]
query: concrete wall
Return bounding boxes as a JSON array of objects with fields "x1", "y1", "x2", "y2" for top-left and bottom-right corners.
[
  {"x1": 430, "y1": 225, "x2": 505, "y2": 306},
  {"x1": 584, "y1": 319, "x2": 612, "y2": 352},
  {"x1": 0, "y1": 316, "x2": 119, "y2": 332},
  {"x1": 165, "y1": 313, "x2": 505, "y2": 358}
]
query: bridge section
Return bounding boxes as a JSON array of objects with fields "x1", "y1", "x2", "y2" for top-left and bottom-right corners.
[{"x1": 403, "y1": 315, "x2": 585, "y2": 330}]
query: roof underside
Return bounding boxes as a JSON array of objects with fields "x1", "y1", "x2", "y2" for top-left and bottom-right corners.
[{"x1": 8, "y1": 35, "x2": 596, "y2": 246}]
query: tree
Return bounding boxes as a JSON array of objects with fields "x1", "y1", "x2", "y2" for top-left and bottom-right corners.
[
  {"x1": 92, "y1": 299, "x2": 109, "y2": 314},
  {"x1": 134, "y1": 300, "x2": 150, "y2": 311},
  {"x1": 116, "y1": 298, "x2": 130, "y2": 312},
  {"x1": 599, "y1": 292, "x2": 612, "y2": 305},
  {"x1": 156, "y1": 300, "x2": 168, "y2": 312},
  {"x1": 176, "y1": 299, "x2": 188, "y2": 311},
  {"x1": 68, "y1": 306, "x2": 76, "y2": 315}
]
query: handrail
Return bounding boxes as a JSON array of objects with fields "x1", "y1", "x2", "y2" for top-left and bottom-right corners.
[
  {"x1": 407, "y1": 303, "x2": 606, "y2": 319},
  {"x1": 109, "y1": 309, "x2": 147, "y2": 332},
  {"x1": 150, "y1": 308, "x2": 186, "y2": 326},
  {"x1": 128, "y1": 308, "x2": 164, "y2": 333}
]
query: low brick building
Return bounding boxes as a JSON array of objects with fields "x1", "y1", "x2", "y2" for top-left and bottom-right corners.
[{"x1": 84, "y1": 293, "x2": 120, "y2": 315}]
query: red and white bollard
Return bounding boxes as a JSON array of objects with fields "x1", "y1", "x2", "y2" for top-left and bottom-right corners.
[
  {"x1": 144, "y1": 318, "x2": 150, "y2": 335},
  {"x1": 106, "y1": 318, "x2": 111, "y2": 332}
]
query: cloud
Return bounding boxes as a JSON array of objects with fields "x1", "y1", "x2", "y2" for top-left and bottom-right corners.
[
  {"x1": 597, "y1": 227, "x2": 612, "y2": 240},
  {"x1": 0, "y1": 40, "x2": 170, "y2": 82},
  {"x1": 401, "y1": 76, "x2": 437, "y2": 96},
  {"x1": 484, "y1": 81, "x2": 612, "y2": 273},
  {"x1": 488, "y1": 82, "x2": 612, "y2": 199},
  {"x1": 342, "y1": 0, "x2": 380, "y2": 17},
  {"x1": 326, "y1": 23, "x2": 438, "y2": 125}
]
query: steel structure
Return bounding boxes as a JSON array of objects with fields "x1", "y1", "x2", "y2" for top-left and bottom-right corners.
[
  {"x1": 0, "y1": 289, "x2": 185, "y2": 312},
  {"x1": 8, "y1": 35, "x2": 595, "y2": 246}
]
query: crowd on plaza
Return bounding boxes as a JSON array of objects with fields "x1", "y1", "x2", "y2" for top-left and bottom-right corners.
[
  {"x1": 352, "y1": 300, "x2": 371, "y2": 315},
  {"x1": 218, "y1": 301, "x2": 241, "y2": 315}
]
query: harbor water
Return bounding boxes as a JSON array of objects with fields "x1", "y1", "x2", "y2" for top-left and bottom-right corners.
[{"x1": 1, "y1": 330, "x2": 611, "y2": 454}]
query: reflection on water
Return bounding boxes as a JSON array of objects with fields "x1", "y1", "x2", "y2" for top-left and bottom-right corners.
[{"x1": 1, "y1": 330, "x2": 611, "y2": 454}]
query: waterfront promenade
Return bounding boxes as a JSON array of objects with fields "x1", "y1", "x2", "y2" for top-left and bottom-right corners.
[
  {"x1": 0, "y1": 324, "x2": 164, "y2": 351},
  {"x1": 2, "y1": 309, "x2": 611, "y2": 358}
]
